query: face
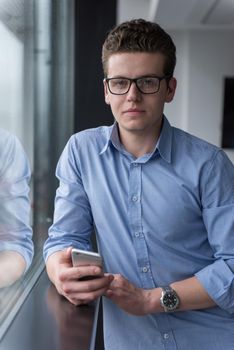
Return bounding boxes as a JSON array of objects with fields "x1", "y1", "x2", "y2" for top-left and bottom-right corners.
[{"x1": 104, "y1": 52, "x2": 176, "y2": 138}]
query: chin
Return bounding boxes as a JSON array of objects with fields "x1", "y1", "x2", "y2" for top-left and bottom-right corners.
[
  {"x1": 119, "y1": 119, "x2": 144, "y2": 128},
  {"x1": 123, "y1": 126, "x2": 148, "y2": 133},
  {"x1": 125, "y1": 122, "x2": 148, "y2": 130}
]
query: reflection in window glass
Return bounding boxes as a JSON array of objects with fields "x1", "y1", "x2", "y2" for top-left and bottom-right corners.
[
  {"x1": 0, "y1": 0, "x2": 35, "y2": 335},
  {"x1": 0, "y1": 0, "x2": 74, "y2": 340}
]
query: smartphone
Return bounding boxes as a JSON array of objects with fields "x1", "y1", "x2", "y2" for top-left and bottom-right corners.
[
  {"x1": 71, "y1": 248, "x2": 103, "y2": 268},
  {"x1": 71, "y1": 249, "x2": 103, "y2": 281}
]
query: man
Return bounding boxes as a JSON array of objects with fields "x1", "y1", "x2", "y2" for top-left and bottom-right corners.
[
  {"x1": 44, "y1": 19, "x2": 234, "y2": 349},
  {"x1": 0, "y1": 128, "x2": 33, "y2": 287}
]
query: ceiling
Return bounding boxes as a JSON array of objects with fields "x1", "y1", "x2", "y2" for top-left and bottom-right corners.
[
  {"x1": 1, "y1": 0, "x2": 234, "y2": 39},
  {"x1": 148, "y1": 0, "x2": 234, "y2": 29}
]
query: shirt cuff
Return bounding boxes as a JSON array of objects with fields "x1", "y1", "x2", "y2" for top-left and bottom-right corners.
[
  {"x1": 195, "y1": 259, "x2": 234, "y2": 314},
  {"x1": 43, "y1": 245, "x2": 69, "y2": 262}
]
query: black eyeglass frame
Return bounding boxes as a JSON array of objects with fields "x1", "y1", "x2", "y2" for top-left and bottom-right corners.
[{"x1": 104, "y1": 75, "x2": 172, "y2": 95}]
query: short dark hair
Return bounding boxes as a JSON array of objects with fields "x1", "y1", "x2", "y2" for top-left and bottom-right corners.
[{"x1": 102, "y1": 18, "x2": 176, "y2": 77}]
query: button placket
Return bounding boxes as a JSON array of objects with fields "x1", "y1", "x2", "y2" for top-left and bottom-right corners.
[{"x1": 128, "y1": 163, "x2": 155, "y2": 289}]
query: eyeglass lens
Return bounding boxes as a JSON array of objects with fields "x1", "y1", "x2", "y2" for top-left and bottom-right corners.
[{"x1": 107, "y1": 77, "x2": 161, "y2": 94}]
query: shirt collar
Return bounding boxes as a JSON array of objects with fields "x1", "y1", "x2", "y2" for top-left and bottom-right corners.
[
  {"x1": 99, "y1": 122, "x2": 120, "y2": 155},
  {"x1": 100, "y1": 116, "x2": 172, "y2": 163},
  {"x1": 156, "y1": 116, "x2": 172, "y2": 163}
]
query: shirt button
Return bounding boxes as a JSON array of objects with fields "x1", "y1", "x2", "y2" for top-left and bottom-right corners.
[
  {"x1": 142, "y1": 266, "x2": 148, "y2": 273},
  {"x1": 132, "y1": 195, "x2": 138, "y2": 202},
  {"x1": 133, "y1": 163, "x2": 138, "y2": 167},
  {"x1": 135, "y1": 232, "x2": 140, "y2": 237},
  {"x1": 163, "y1": 333, "x2": 169, "y2": 339}
]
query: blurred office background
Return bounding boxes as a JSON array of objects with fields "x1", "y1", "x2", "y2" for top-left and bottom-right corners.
[{"x1": 118, "y1": 0, "x2": 234, "y2": 162}]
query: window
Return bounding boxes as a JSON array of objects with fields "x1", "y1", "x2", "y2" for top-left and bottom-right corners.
[{"x1": 0, "y1": 0, "x2": 74, "y2": 339}]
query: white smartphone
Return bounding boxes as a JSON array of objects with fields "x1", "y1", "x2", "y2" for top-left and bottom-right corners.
[{"x1": 71, "y1": 248, "x2": 103, "y2": 268}]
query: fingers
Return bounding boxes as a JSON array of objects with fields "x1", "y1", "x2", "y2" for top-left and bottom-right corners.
[
  {"x1": 62, "y1": 275, "x2": 113, "y2": 294},
  {"x1": 103, "y1": 275, "x2": 149, "y2": 316},
  {"x1": 59, "y1": 273, "x2": 114, "y2": 305},
  {"x1": 104, "y1": 274, "x2": 126, "y2": 298},
  {"x1": 66, "y1": 285, "x2": 112, "y2": 306},
  {"x1": 107, "y1": 274, "x2": 125, "y2": 289},
  {"x1": 58, "y1": 265, "x2": 103, "y2": 283},
  {"x1": 105, "y1": 274, "x2": 135, "y2": 299}
]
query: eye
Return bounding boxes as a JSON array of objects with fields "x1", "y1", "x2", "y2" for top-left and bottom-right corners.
[
  {"x1": 111, "y1": 79, "x2": 129, "y2": 89},
  {"x1": 141, "y1": 77, "x2": 157, "y2": 87}
]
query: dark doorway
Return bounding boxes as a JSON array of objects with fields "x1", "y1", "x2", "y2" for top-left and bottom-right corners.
[
  {"x1": 221, "y1": 77, "x2": 234, "y2": 148},
  {"x1": 74, "y1": 0, "x2": 117, "y2": 132}
]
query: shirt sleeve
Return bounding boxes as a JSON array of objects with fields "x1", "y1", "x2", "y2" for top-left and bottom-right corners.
[
  {"x1": 0, "y1": 132, "x2": 34, "y2": 271},
  {"x1": 43, "y1": 135, "x2": 94, "y2": 261},
  {"x1": 195, "y1": 150, "x2": 234, "y2": 313}
]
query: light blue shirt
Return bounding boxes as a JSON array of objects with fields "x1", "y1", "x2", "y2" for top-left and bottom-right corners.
[
  {"x1": 0, "y1": 129, "x2": 33, "y2": 270},
  {"x1": 44, "y1": 117, "x2": 234, "y2": 350}
]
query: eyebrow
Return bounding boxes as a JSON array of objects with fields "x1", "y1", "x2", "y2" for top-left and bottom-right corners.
[{"x1": 106, "y1": 74, "x2": 164, "y2": 79}]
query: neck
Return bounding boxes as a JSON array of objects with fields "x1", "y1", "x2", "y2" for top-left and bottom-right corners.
[{"x1": 118, "y1": 124, "x2": 162, "y2": 158}]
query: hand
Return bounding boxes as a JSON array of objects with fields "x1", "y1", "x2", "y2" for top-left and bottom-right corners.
[
  {"x1": 46, "y1": 247, "x2": 114, "y2": 306},
  {"x1": 105, "y1": 274, "x2": 153, "y2": 316},
  {"x1": 0, "y1": 251, "x2": 26, "y2": 288}
]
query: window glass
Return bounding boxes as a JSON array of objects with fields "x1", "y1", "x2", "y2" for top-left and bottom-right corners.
[
  {"x1": 0, "y1": 0, "x2": 74, "y2": 339},
  {"x1": 0, "y1": 0, "x2": 35, "y2": 337}
]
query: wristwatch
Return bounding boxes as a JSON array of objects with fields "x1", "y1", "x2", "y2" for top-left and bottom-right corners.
[{"x1": 160, "y1": 286, "x2": 180, "y2": 312}]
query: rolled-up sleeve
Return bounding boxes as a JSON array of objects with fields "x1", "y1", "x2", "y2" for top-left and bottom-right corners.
[
  {"x1": 0, "y1": 132, "x2": 34, "y2": 271},
  {"x1": 195, "y1": 150, "x2": 234, "y2": 313},
  {"x1": 43, "y1": 135, "x2": 94, "y2": 261}
]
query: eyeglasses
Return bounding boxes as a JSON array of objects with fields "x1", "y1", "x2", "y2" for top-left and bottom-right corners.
[{"x1": 105, "y1": 75, "x2": 171, "y2": 95}]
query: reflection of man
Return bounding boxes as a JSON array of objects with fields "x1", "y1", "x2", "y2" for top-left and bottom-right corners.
[
  {"x1": 44, "y1": 19, "x2": 234, "y2": 349},
  {"x1": 0, "y1": 128, "x2": 33, "y2": 287}
]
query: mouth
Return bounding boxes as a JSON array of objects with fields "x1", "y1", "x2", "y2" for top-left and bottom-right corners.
[{"x1": 123, "y1": 108, "x2": 145, "y2": 116}]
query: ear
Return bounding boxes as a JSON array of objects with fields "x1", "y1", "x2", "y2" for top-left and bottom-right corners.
[
  {"x1": 103, "y1": 79, "x2": 110, "y2": 105},
  {"x1": 165, "y1": 77, "x2": 177, "y2": 103}
]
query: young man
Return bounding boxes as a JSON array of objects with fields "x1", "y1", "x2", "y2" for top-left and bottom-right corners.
[
  {"x1": 44, "y1": 19, "x2": 234, "y2": 349},
  {"x1": 0, "y1": 129, "x2": 33, "y2": 287}
]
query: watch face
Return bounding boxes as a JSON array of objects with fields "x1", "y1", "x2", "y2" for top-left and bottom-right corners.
[{"x1": 163, "y1": 291, "x2": 179, "y2": 310}]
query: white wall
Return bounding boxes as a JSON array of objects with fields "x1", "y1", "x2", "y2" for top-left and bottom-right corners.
[
  {"x1": 165, "y1": 29, "x2": 234, "y2": 162},
  {"x1": 117, "y1": 0, "x2": 150, "y2": 23}
]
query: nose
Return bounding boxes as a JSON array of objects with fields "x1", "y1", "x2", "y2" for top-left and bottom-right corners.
[{"x1": 126, "y1": 81, "x2": 142, "y2": 102}]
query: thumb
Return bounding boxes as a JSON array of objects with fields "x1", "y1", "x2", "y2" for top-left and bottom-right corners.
[
  {"x1": 65, "y1": 246, "x2": 73, "y2": 257},
  {"x1": 59, "y1": 246, "x2": 73, "y2": 264}
]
